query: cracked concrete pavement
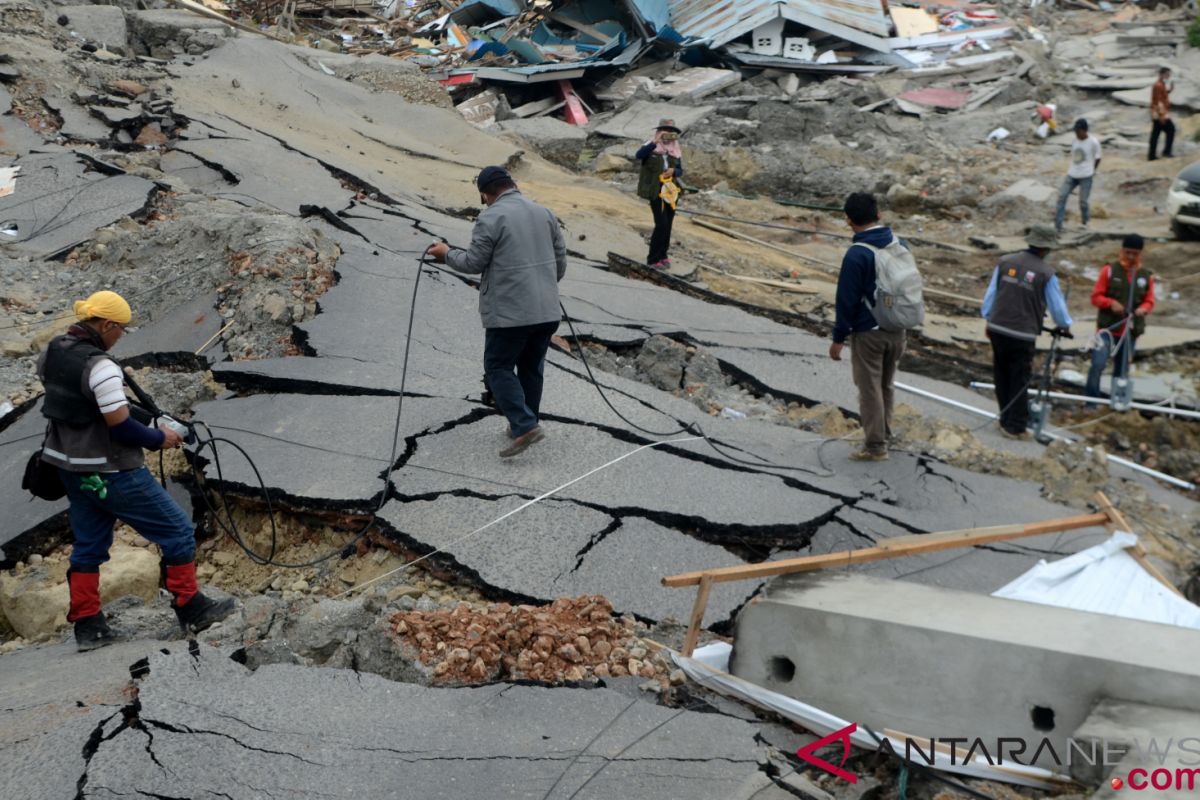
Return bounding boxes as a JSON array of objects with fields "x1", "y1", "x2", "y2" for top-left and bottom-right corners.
[
  {"x1": 2, "y1": 640, "x2": 770, "y2": 800},
  {"x1": 2, "y1": 23, "x2": 1198, "y2": 799},
  {"x1": 1, "y1": 30, "x2": 1155, "y2": 616}
]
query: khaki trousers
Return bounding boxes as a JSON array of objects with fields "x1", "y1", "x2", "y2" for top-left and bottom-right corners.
[{"x1": 849, "y1": 329, "x2": 906, "y2": 453}]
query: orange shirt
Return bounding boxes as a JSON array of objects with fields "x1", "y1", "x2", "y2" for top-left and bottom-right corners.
[{"x1": 1151, "y1": 80, "x2": 1170, "y2": 120}]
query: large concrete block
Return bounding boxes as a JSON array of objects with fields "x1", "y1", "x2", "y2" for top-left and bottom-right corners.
[
  {"x1": 57, "y1": 5, "x2": 128, "y2": 51},
  {"x1": 729, "y1": 572, "x2": 1200, "y2": 768},
  {"x1": 498, "y1": 117, "x2": 587, "y2": 168}
]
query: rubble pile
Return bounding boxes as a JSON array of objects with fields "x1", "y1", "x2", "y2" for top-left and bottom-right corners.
[{"x1": 391, "y1": 595, "x2": 679, "y2": 685}]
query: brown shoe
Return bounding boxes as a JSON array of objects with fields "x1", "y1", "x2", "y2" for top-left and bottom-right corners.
[
  {"x1": 848, "y1": 448, "x2": 888, "y2": 462},
  {"x1": 499, "y1": 426, "x2": 545, "y2": 458},
  {"x1": 999, "y1": 428, "x2": 1032, "y2": 441}
]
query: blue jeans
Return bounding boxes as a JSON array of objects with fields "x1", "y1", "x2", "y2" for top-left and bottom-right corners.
[
  {"x1": 1085, "y1": 330, "x2": 1134, "y2": 399},
  {"x1": 1055, "y1": 175, "x2": 1093, "y2": 230},
  {"x1": 484, "y1": 321, "x2": 559, "y2": 437},
  {"x1": 59, "y1": 467, "x2": 196, "y2": 569}
]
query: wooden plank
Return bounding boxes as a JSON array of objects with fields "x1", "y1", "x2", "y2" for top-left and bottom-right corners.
[
  {"x1": 544, "y1": 11, "x2": 612, "y2": 44},
  {"x1": 876, "y1": 523, "x2": 1025, "y2": 550},
  {"x1": 161, "y1": 0, "x2": 289, "y2": 40},
  {"x1": 1095, "y1": 491, "x2": 1184, "y2": 597},
  {"x1": 689, "y1": 218, "x2": 838, "y2": 271},
  {"x1": 681, "y1": 574, "x2": 714, "y2": 657},
  {"x1": 662, "y1": 513, "x2": 1110, "y2": 588}
]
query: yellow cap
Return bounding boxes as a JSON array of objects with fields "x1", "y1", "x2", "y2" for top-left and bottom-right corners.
[{"x1": 73, "y1": 291, "x2": 132, "y2": 324}]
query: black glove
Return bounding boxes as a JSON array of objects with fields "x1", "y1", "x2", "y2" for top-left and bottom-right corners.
[{"x1": 1054, "y1": 327, "x2": 1074, "y2": 339}]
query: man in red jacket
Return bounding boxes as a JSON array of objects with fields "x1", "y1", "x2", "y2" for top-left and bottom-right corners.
[{"x1": 1085, "y1": 234, "x2": 1154, "y2": 403}]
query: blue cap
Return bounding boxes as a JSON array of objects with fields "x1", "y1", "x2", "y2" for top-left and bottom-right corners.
[{"x1": 476, "y1": 165, "x2": 512, "y2": 190}]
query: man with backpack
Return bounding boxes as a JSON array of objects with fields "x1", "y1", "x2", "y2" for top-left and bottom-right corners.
[
  {"x1": 981, "y1": 225, "x2": 1073, "y2": 439},
  {"x1": 829, "y1": 192, "x2": 925, "y2": 462}
]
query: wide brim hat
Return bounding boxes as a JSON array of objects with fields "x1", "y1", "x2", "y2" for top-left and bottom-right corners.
[
  {"x1": 655, "y1": 118, "x2": 681, "y2": 133},
  {"x1": 1025, "y1": 224, "x2": 1058, "y2": 249}
]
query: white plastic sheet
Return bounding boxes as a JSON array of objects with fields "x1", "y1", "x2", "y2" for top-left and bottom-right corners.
[{"x1": 992, "y1": 531, "x2": 1200, "y2": 630}]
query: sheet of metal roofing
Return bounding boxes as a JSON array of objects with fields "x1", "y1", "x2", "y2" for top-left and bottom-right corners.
[{"x1": 668, "y1": 0, "x2": 889, "y2": 45}]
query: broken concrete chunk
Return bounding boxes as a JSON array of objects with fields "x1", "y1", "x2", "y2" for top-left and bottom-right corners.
[
  {"x1": 58, "y1": 5, "x2": 128, "y2": 51},
  {"x1": 89, "y1": 104, "x2": 143, "y2": 126},
  {"x1": 498, "y1": 117, "x2": 587, "y2": 168}
]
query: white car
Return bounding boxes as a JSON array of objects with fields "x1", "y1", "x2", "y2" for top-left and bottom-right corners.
[{"x1": 1166, "y1": 160, "x2": 1200, "y2": 239}]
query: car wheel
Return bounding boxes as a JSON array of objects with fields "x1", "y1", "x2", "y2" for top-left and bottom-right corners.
[{"x1": 1171, "y1": 219, "x2": 1199, "y2": 241}]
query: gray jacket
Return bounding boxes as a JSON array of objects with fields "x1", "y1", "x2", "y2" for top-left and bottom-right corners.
[{"x1": 445, "y1": 189, "x2": 567, "y2": 329}]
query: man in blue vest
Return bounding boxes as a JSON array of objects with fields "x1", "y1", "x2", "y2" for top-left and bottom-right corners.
[{"x1": 981, "y1": 226, "x2": 1074, "y2": 439}]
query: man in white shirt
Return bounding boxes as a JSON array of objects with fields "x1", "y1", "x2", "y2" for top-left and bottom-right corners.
[{"x1": 1055, "y1": 118, "x2": 1102, "y2": 232}]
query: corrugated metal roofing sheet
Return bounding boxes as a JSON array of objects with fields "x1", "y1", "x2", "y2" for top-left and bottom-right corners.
[{"x1": 668, "y1": 0, "x2": 889, "y2": 45}]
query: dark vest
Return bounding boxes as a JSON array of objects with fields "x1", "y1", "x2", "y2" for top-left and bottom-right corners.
[
  {"x1": 637, "y1": 151, "x2": 680, "y2": 201},
  {"x1": 42, "y1": 334, "x2": 107, "y2": 424},
  {"x1": 1097, "y1": 263, "x2": 1152, "y2": 339},
  {"x1": 37, "y1": 332, "x2": 144, "y2": 473},
  {"x1": 986, "y1": 250, "x2": 1054, "y2": 341}
]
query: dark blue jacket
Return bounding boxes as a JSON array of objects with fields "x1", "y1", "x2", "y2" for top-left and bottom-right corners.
[{"x1": 832, "y1": 225, "x2": 895, "y2": 344}]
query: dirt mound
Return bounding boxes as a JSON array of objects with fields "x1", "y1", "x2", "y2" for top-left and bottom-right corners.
[{"x1": 391, "y1": 595, "x2": 677, "y2": 686}]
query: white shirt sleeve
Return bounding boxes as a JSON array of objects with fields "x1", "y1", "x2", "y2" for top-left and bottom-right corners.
[
  {"x1": 87, "y1": 359, "x2": 128, "y2": 414},
  {"x1": 1091, "y1": 137, "x2": 1102, "y2": 162}
]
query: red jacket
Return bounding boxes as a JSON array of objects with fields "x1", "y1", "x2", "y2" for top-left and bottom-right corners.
[{"x1": 1091, "y1": 263, "x2": 1155, "y2": 337}]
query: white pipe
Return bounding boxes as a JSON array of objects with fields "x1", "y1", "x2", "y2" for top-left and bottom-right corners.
[
  {"x1": 895, "y1": 381, "x2": 1196, "y2": 491},
  {"x1": 969, "y1": 382, "x2": 1200, "y2": 420}
]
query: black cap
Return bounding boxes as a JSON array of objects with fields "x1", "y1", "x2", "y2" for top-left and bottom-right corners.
[
  {"x1": 476, "y1": 165, "x2": 512, "y2": 191},
  {"x1": 1122, "y1": 233, "x2": 1145, "y2": 250},
  {"x1": 1074, "y1": 118, "x2": 1089, "y2": 130}
]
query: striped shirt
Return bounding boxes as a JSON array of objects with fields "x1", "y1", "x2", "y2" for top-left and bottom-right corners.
[{"x1": 87, "y1": 359, "x2": 128, "y2": 414}]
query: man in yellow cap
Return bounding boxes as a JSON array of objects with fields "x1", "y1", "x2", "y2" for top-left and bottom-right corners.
[{"x1": 37, "y1": 291, "x2": 235, "y2": 651}]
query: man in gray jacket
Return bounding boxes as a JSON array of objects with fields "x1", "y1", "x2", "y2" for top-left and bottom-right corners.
[{"x1": 426, "y1": 166, "x2": 567, "y2": 457}]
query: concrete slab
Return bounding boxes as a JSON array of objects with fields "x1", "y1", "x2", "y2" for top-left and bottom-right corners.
[
  {"x1": 191, "y1": 394, "x2": 477, "y2": 508},
  {"x1": 174, "y1": 115, "x2": 352, "y2": 215},
  {"x1": 78, "y1": 643, "x2": 765, "y2": 799},
  {"x1": 42, "y1": 95, "x2": 112, "y2": 142},
  {"x1": 379, "y1": 497, "x2": 753, "y2": 625},
  {"x1": 112, "y1": 292, "x2": 224, "y2": 363},
  {"x1": 0, "y1": 401, "x2": 69, "y2": 560},
  {"x1": 0, "y1": 112, "x2": 48, "y2": 158},
  {"x1": 213, "y1": 354, "x2": 484, "y2": 399},
  {"x1": 158, "y1": 149, "x2": 230, "y2": 193},
  {"x1": 594, "y1": 100, "x2": 715, "y2": 140},
  {"x1": 0, "y1": 639, "x2": 150, "y2": 800},
  {"x1": 729, "y1": 571, "x2": 1200, "y2": 768},
  {"x1": 395, "y1": 415, "x2": 842, "y2": 533},
  {"x1": 0, "y1": 152, "x2": 155, "y2": 258},
  {"x1": 58, "y1": 5, "x2": 128, "y2": 50}
]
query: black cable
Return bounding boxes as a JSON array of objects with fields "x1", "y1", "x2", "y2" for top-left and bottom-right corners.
[
  {"x1": 560, "y1": 302, "x2": 834, "y2": 478},
  {"x1": 182, "y1": 254, "x2": 429, "y2": 569}
]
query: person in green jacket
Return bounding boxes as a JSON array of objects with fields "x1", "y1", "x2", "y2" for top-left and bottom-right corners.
[{"x1": 635, "y1": 119, "x2": 683, "y2": 269}]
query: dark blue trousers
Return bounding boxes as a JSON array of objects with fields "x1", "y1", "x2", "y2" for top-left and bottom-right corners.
[{"x1": 484, "y1": 321, "x2": 559, "y2": 437}]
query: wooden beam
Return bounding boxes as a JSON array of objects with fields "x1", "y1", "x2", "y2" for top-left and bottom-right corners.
[
  {"x1": 1094, "y1": 491, "x2": 1184, "y2": 597},
  {"x1": 689, "y1": 217, "x2": 838, "y2": 271},
  {"x1": 662, "y1": 513, "x2": 1110, "y2": 588},
  {"x1": 689, "y1": 217, "x2": 981, "y2": 305},
  {"x1": 681, "y1": 574, "x2": 714, "y2": 657},
  {"x1": 544, "y1": 11, "x2": 611, "y2": 44},
  {"x1": 162, "y1": 0, "x2": 290, "y2": 41}
]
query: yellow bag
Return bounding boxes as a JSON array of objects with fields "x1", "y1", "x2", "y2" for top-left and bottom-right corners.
[{"x1": 658, "y1": 174, "x2": 680, "y2": 210}]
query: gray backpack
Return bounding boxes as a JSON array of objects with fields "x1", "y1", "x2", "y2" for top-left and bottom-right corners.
[{"x1": 853, "y1": 238, "x2": 925, "y2": 332}]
